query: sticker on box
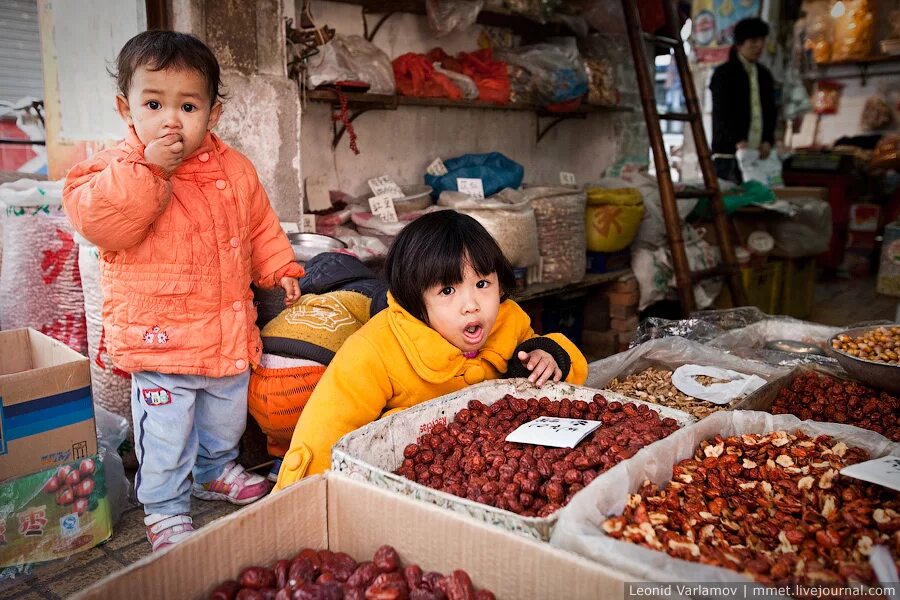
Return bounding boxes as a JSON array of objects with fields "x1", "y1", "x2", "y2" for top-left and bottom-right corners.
[{"x1": 505, "y1": 416, "x2": 602, "y2": 448}]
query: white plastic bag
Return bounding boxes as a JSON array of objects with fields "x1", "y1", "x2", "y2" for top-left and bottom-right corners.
[
  {"x1": 94, "y1": 405, "x2": 132, "y2": 524},
  {"x1": 306, "y1": 35, "x2": 395, "y2": 94},
  {"x1": 433, "y1": 64, "x2": 479, "y2": 99},
  {"x1": 426, "y1": 0, "x2": 484, "y2": 37},
  {"x1": 736, "y1": 148, "x2": 783, "y2": 186},
  {"x1": 551, "y1": 411, "x2": 899, "y2": 584}
]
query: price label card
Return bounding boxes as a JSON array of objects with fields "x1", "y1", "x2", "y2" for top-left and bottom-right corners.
[
  {"x1": 426, "y1": 157, "x2": 449, "y2": 177},
  {"x1": 369, "y1": 194, "x2": 398, "y2": 223},
  {"x1": 305, "y1": 175, "x2": 332, "y2": 212},
  {"x1": 840, "y1": 456, "x2": 900, "y2": 492},
  {"x1": 560, "y1": 171, "x2": 577, "y2": 186},
  {"x1": 368, "y1": 176, "x2": 403, "y2": 199},
  {"x1": 457, "y1": 177, "x2": 485, "y2": 199},
  {"x1": 505, "y1": 417, "x2": 602, "y2": 449},
  {"x1": 299, "y1": 214, "x2": 316, "y2": 233}
]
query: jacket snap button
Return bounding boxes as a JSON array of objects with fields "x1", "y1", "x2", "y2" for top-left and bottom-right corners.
[
  {"x1": 215, "y1": 179, "x2": 227, "y2": 190},
  {"x1": 235, "y1": 359, "x2": 247, "y2": 370},
  {"x1": 232, "y1": 300, "x2": 242, "y2": 311},
  {"x1": 230, "y1": 237, "x2": 240, "y2": 248},
  {"x1": 198, "y1": 152, "x2": 210, "y2": 162}
]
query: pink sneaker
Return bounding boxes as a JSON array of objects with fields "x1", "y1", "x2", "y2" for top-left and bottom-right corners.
[
  {"x1": 191, "y1": 461, "x2": 270, "y2": 505},
  {"x1": 144, "y1": 513, "x2": 194, "y2": 552}
]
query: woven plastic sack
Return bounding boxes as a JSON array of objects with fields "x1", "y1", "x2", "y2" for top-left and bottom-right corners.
[
  {"x1": 0, "y1": 179, "x2": 86, "y2": 354},
  {"x1": 585, "y1": 186, "x2": 644, "y2": 252},
  {"x1": 438, "y1": 188, "x2": 540, "y2": 268},
  {"x1": 522, "y1": 186, "x2": 586, "y2": 283},
  {"x1": 78, "y1": 240, "x2": 132, "y2": 431}
]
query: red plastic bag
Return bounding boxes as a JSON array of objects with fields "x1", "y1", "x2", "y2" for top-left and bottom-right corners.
[
  {"x1": 392, "y1": 53, "x2": 462, "y2": 99},
  {"x1": 456, "y1": 48, "x2": 510, "y2": 104}
]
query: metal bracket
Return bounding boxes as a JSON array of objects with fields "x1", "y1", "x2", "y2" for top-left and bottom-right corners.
[
  {"x1": 362, "y1": 7, "x2": 397, "y2": 42},
  {"x1": 535, "y1": 113, "x2": 586, "y2": 144}
]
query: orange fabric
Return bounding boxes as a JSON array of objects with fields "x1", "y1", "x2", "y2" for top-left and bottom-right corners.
[
  {"x1": 248, "y1": 364, "x2": 325, "y2": 457},
  {"x1": 62, "y1": 129, "x2": 303, "y2": 377}
]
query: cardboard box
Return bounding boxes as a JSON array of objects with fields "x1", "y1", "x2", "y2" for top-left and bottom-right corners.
[
  {"x1": 332, "y1": 380, "x2": 693, "y2": 541},
  {"x1": 75, "y1": 473, "x2": 630, "y2": 600},
  {"x1": 0, "y1": 453, "x2": 112, "y2": 568},
  {"x1": 0, "y1": 328, "x2": 96, "y2": 481}
]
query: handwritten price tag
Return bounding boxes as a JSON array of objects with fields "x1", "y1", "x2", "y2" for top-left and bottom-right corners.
[
  {"x1": 427, "y1": 157, "x2": 449, "y2": 176},
  {"x1": 457, "y1": 178, "x2": 485, "y2": 199},
  {"x1": 281, "y1": 221, "x2": 300, "y2": 235},
  {"x1": 505, "y1": 416, "x2": 602, "y2": 448},
  {"x1": 369, "y1": 194, "x2": 398, "y2": 223},
  {"x1": 560, "y1": 171, "x2": 577, "y2": 186},
  {"x1": 300, "y1": 214, "x2": 316, "y2": 233},
  {"x1": 840, "y1": 455, "x2": 900, "y2": 492},
  {"x1": 368, "y1": 176, "x2": 403, "y2": 199}
]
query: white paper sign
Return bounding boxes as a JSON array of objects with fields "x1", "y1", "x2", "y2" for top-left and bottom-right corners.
[
  {"x1": 560, "y1": 171, "x2": 577, "y2": 186},
  {"x1": 299, "y1": 214, "x2": 316, "y2": 233},
  {"x1": 305, "y1": 175, "x2": 332, "y2": 212},
  {"x1": 840, "y1": 456, "x2": 900, "y2": 492},
  {"x1": 281, "y1": 221, "x2": 300, "y2": 235},
  {"x1": 427, "y1": 157, "x2": 449, "y2": 177},
  {"x1": 368, "y1": 176, "x2": 403, "y2": 199},
  {"x1": 456, "y1": 177, "x2": 485, "y2": 199},
  {"x1": 369, "y1": 194, "x2": 398, "y2": 223},
  {"x1": 505, "y1": 417, "x2": 602, "y2": 449}
]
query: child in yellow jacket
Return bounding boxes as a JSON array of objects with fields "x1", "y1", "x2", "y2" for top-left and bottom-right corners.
[{"x1": 275, "y1": 210, "x2": 587, "y2": 488}]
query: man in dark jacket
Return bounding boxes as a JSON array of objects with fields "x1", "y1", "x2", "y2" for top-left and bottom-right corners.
[{"x1": 709, "y1": 17, "x2": 776, "y2": 183}]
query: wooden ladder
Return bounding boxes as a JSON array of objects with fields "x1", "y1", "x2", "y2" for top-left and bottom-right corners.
[{"x1": 621, "y1": 0, "x2": 748, "y2": 314}]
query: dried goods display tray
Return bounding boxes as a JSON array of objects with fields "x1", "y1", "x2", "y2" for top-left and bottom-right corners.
[
  {"x1": 331, "y1": 379, "x2": 694, "y2": 542},
  {"x1": 733, "y1": 364, "x2": 849, "y2": 412},
  {"x1": 551, "y1": 410, "x2": 899, "y2": 584}
]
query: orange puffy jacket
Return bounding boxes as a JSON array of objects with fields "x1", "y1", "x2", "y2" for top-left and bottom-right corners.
[{"x1": 63, "y1": 129, "x2": 303, "y2": 377}]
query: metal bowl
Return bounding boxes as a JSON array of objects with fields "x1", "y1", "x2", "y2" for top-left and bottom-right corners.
[
  {"x1": 287, "y1": 232, "x2": 347, "y2": 263},
  {"x1": 353, "y1": 184, "x2": 434, "y2": 215},
  {"x1": 827, "y1": 325, "x2": 900, "y2": 394}
]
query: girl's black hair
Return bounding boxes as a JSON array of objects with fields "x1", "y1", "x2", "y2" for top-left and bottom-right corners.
[
  {"x1": 384, "y1": 210, "x2": 516, "y2": 323},
  {"x1": 111, "y1": 30, "x2": 225, "y2": 105}
]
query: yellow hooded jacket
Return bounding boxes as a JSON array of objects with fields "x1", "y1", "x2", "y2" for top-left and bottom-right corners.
[{"x1": 275, "y1": 293, "x2": 587, "y2": 489}]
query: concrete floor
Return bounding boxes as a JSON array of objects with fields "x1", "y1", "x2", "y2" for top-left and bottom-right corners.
[{"x1": 0, "y1": 276, "x2": 895, "y2": 599}]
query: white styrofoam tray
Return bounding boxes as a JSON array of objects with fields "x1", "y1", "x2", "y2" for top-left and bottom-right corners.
[{"x1": 331, "y1": 378, "x2": 694, "y2": 541}]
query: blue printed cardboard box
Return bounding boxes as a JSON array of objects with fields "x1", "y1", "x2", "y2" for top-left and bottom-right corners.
[{"x1": 0, "y1": 328, "x2": 96, "y2": 482}]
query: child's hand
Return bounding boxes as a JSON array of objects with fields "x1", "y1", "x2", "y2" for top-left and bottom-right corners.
[
  {"x1": 517, "y1": 349, "x2": 562, "y2": 388},
  {"x1": 143, "y1": 132, "x2": 185, "y2": 174},
  {"x1": 280, "y1": 277, "x2": 300, "y2": 305}
]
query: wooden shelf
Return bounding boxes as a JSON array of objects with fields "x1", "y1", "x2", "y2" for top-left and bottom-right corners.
[
  {"x1": 512, "y1": 270, "x2": 631, "y2": 303},
  {"x1": 307, "y1": 89, "x2": 632, "y2": 115},
  {"x1": 803, "y1": 53, "x2": 900, "y2": 85}
]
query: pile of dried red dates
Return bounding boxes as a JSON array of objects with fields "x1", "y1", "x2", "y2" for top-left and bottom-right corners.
[
  {"x1": 208, "y1": 545, "x2": 495, "y2": 600},
  {"x1": 772, "y1": 372, "x2": 899, "y2": 441},
  {"x1": 603, "y1": 430, "x2": 899, "y2": 589},
  {"x1": 395, "y1": 394, "x2": 681, "y2": 517}
]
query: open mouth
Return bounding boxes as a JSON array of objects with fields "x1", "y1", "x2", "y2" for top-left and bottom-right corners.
[{"x1": 462, "y1": 323, "x2": 483, "y2": 345}]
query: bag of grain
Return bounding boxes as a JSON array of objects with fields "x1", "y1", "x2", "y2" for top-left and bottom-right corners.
[{"x1": 522, "y1": 186, "x2": 586, "y2": 283}]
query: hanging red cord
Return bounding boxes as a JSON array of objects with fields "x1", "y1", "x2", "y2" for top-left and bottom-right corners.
[{"x1": 332, "y1": 83, "x2": 360, "y2": 155}]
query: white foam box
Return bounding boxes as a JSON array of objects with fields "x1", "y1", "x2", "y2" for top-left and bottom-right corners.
[
  {"x1": 332, "y1": 379, "x2": 694, "y2": 541},
  {"x1": 74, "y1": 472, "x2": 632, "y2": 600}
]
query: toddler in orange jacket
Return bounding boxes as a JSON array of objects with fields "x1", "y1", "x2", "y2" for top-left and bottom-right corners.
[{"x1": 62, "y1": 31, "x2": 302, "y2": 551}]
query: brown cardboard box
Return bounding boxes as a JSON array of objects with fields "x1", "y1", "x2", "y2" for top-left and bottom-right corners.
[
  {"x1": 0, "y1": 328, "x2": 95, "y2": 481},
  {"x1": 75, "y1": 473, "x2": 630, "y2": 600}
]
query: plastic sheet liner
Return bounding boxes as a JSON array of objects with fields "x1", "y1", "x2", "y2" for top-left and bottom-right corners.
[
  {"x1": 586, "y1": 337, "x2": 787, "y2": 395},
  {"x1": 709, "y1": 319, "x2": 842, "y2": 368},
  {"x1": 551, "y1": 411, "x2": 900, "y2": 584},
  {"x1": 332, "y1": 379, "x2": 693, "y2": 541}
]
